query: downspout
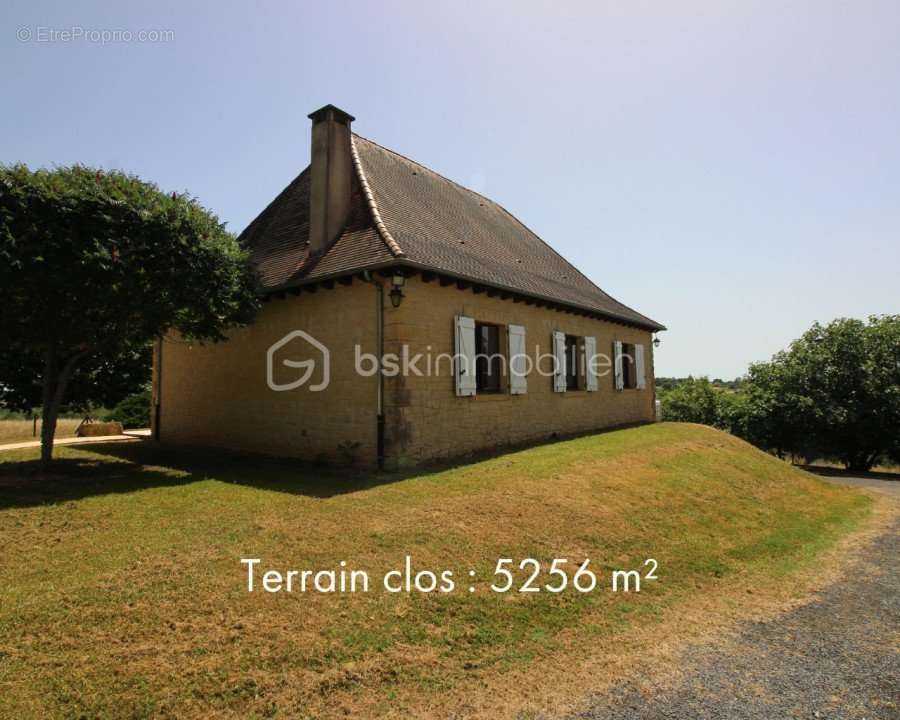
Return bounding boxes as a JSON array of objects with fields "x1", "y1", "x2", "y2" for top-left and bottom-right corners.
[
  {"x1": 651, "y1": 348, "x2": 656, "y2": 421},
  {"x1": 362, "y1": 271, "x2": 385, "y2": 470},
  {"x1": 153, "y1": 337, "x2": 163, "y2": 441}
]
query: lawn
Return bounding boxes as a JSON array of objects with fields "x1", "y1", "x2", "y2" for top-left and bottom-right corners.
[
  {"x1": 0, "y1": 417, "x2": 82, "y2": 445},
  {"x1": 0, "y1": 423, "x2": 872, "y2": 719}
]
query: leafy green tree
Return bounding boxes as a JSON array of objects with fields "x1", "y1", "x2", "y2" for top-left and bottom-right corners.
[
  {"x1": 714, "y1": 390, "x2": 750, "y2": 437},
  {"x1": 733, "y1": 316, "x2": 900, "y2": 470},
  {"x1": 731, "y1": 359, "x2": 816, "y2": 461},
  {"x1": 787, "y1": 316, "x2": 900, "y2": 471},
  {"x1": 660, "y1": 377, "x2": 720, "y2": 425},
  {"x1": 0, "y1": 165, "x2": 259, "y2": 464}
]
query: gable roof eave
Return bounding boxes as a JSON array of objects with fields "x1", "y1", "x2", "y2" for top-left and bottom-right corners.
[
  {"x1": 390, "y1": 259, "x2": 667, "y2": 332},
  {"x1": 261, "y1": 257, "x2": 666, "y2": 332}
]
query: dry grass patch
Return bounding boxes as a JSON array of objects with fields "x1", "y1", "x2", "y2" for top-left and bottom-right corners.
[
  {"x1": 0, "y1": 417, "x2": 82, "y2": 445},
  {"x1": 0, "y1": 423, "x2": 874, "y2": 718}
]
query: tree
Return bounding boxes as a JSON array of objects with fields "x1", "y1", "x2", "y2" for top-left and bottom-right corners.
[
  {"x1": 788, "y1": 316, "x2": 900, "y2": 471},
  {"x1": 714, "y1": 390, "x2": 751, "y2": 438},
  {"x1": 0, "y1": 165, "x2": 259, "y2": 464},
  {"x1": 660, "y1": 377, "x2": 720, "y2": 425},
  {"x1": 737, "y1": 316, "x2": 900, "y2": 471},
  {"x1": 735, "y1": 358, "x2": 819, "y2": 461}
]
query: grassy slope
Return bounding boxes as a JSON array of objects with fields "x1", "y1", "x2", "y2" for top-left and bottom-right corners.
[{"x1": 0, "y1": 423, "x2": 871, "y2": 719}]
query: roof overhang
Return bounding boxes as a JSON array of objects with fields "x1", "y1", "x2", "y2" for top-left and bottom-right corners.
[{"x1": 260, "y1": 259, "x2": 666, "y2": 333}]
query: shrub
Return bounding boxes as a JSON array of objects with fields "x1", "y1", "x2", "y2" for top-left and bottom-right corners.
[
  {"x1": 105, "y1": 389, "x2": 151, "y2": 429},
  {"x1": 660, "y1": 377, "x2": 719, "y2": 425}
]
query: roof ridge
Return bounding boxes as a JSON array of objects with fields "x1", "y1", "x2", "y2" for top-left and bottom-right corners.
[
  {"x1": 350, "y1": 134, "x2": 405, "y2": 258},
  {"x1": 351, "y1": 133, "x2": 659, "y2": 328}
]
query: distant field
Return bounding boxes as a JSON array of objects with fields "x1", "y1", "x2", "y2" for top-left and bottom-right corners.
[
  {"x1": 0, "y1": 423, "x2": 873, "y2": 719},
  {"x1": 0, "y1": 418, "x2": 82, "y2": 445}
]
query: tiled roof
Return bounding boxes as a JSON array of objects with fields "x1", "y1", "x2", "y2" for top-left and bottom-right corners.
[
  {"x1": 240, "y1": 134, "x2": 664, "y2": 331},
  {"x1": 242, "y1": 165, "x2": 395, "y2": 290}
]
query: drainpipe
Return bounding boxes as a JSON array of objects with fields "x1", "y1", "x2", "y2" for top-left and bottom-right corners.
[
  {"x1": 153, "y1": 337, "x2": 163, "y2": 441},
  {"x1": 362, "y1": 271, "x2": 385, "y2": 470}
]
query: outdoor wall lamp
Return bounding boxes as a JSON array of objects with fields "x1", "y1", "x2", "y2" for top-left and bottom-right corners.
[
  {"x1": 389, "y1": 273, "x2": 405, "y2": 307},
  {"x1": 653, "y1": 336, "x2": 661, "y2": 348}
]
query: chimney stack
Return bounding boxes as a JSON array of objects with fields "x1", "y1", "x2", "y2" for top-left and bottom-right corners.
[{"x1": 307, "y1": 104, "x2": 355, "y2": 255}]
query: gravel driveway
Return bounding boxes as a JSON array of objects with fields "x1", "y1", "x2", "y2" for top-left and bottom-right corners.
[
  {"x1": 574, "y1": 487, "x2": 900, "y2": 720},
  {"x1": 819, "y1": 474, "x2": 900, "y2": 499}
]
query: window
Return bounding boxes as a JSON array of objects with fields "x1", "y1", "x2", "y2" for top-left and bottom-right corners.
[
  {"x1": 456, "y1": 316, "x2": 525, "y2": 397},
  {"x1": 564, "y1": 335, "x2": 580, "y2": 391},
  {"x1": 553, "y1": 333, "x2": 597, "y2": 392},
  {"x1": 619, "y1": 342, "x2": 637, "y2": 389},
  {"x1": 475, "y1": 322, "x2": 503, "y2": 393}
]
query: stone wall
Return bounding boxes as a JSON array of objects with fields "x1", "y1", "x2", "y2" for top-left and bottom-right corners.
[{"x1": 381, "y1": 276, "x2": 656, "y2": 467}]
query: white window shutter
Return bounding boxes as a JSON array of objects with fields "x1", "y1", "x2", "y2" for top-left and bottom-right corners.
[
  {"x1": 614, "y1": 340, "x2": 624, "y2": 391},
  {"x1": 635, "y1": 343, "x2": 646, "y2": 389},
  {"x1": 508, "y1": 324, "x2": 527, "y2": 395},
  {"x1": 584, "y1": 336, "x2": 598, "y2": 391},
  {"x1": 454, "y1": 316, "x2": 477, "y2": 397},
  {"x1": 553, "y1": 331, "x2": 567, "y2": 393}
]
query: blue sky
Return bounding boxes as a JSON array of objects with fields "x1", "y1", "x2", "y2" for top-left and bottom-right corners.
[{"x1": 3, "y1": 1, "x2": 898, "y2": 378}]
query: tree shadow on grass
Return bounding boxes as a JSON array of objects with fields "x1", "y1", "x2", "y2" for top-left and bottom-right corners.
[
  {"x1": 0, "y1": 441, "x2": 398, "y2": 510},
  {"x1": 0, "y1": 422, "x2": 654, "y2": 510},
  {"x1": 0, "y1": 440, "x2": 477, "y2": 510},
  {"x1": 0, "y1": 451, "x2": 193, "y2": 511}
]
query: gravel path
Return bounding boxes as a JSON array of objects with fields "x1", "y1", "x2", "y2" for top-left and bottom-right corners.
[
  {"x1": 820, "y1": 475, "x2": 900, "y2": 499},
  {"x1": 575, "y1": 509, "x2": 900, "y2": 720}
]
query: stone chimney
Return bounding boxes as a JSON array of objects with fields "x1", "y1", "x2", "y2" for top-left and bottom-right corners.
[{"x1": 307, "y1": 104, "x2": 355, "y2": 255}]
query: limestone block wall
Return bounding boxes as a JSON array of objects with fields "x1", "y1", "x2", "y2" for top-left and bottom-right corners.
[
  {"x1": 155, "y1": 283, "x2": 379, "y2": 465},
  {"x1": 381, "y1": 276, "x2": 656, "y2": 467}
]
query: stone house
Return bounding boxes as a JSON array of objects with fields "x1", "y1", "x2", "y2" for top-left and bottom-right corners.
[{"x1": 152, "y1": 105, "x2": 665, "y2": 468}]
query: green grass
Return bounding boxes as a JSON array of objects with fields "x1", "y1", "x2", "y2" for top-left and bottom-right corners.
[{"x1": 0, "y1": 423, "x2": 871, "y2": 719}]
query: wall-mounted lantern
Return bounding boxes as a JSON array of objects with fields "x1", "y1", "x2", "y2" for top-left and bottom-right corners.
[{"x1": 389, "y1": 273, "x2": 405, "y2": 308}]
